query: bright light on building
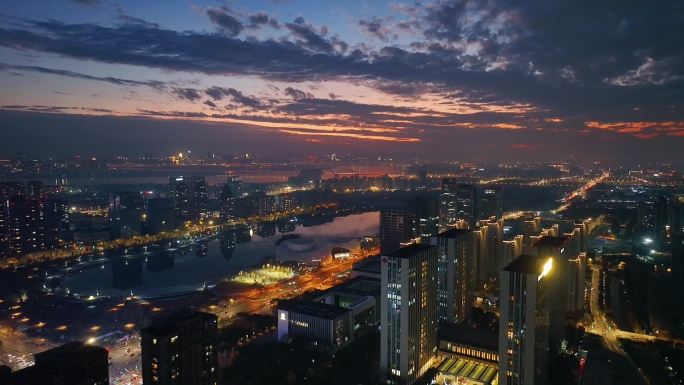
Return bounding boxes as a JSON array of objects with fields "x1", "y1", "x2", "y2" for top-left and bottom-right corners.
[
  {"x1": 538, "y1": 258, "x2": 553, "y2": 281},
  {"x1": 643, "y1": 237, "x2": 653, "y2": 245}
]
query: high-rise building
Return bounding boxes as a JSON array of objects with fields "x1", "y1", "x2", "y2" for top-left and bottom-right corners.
[
  {"x1": 475, "y1": 218, "x2": 504, "y2": 284},
  {"x1": 479, "y1": 187, "x2": 502, "y2": 220},
  {"x1": 168, "y1": 176, "x2": 207, "y2": 222},
  {"x1": 531, "y1": 236, "x2": 570, "y2": 353},
  {"x1": 379, "y1": 204, "x2": 417, "y2": 253},
  {"x1": 142, "y1": 198, "x2": 174, "y2": 235},
  {"x1": 4, "y1": 195, "x2": 63, "y2": 256},
  {"x1": 408, "y1": 195, "x2": 440, "y2": 239},
  {"x1": 498, "y1": 254, "x2": 554, "y2": 385},
  {"x1": 429, "y1": 229, "x2": 476, "y2": 324},
  {"x1": 0, "y1": 341, "x2": 109, "y2": 385},
  {"x1": 380, "y1": 244, "x2": 438, "y2": 385},
  {"x1": 439, "y1": 180, "x2": 477, "y2": 230},
  {"x1": 219, "y1": 184, "x2": 236, "y2": 221},
  {"x1": 109, "y1": 191, "x2": 144, "y2": 238},
  {"x1": 141, "y1": 310, "x2": 218, "y2": 385}
]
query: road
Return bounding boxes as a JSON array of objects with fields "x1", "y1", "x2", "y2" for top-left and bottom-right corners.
[
  {"x1": 207, "y1": 248, "x2": 377, "y2": 326},
  {"x1": 587, "y1": 264, "x2": 651, "y2": 385}
]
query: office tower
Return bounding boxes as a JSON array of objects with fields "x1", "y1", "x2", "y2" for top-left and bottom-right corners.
[
  {"x1": 219, "y1": 184, "x2": 236, "y2": 221},
  {"x1": 479, "y1": 187, "x2": 502, "y2": 220},
  {"x1": 169, "y1": 176, "x2": 191, "y2": 221},
  {"x1": 380, "y1": 244, "x2": 438, "y2": 385},
  {"x1": 379, "y1": 204, "x2": 417, "y2": 253},
  {"x1": 141, "y1": 310, "x2": 218, "y2": 385},
  {"x1": 142, "y1": 198, "x2": 175, "y2": 235},
  {"x1": 440, "y1": 180, "x2": 477, "y2": 230},
  {"x1": 168, "y1": 176, "x2": 207, "y2": 222},
  {"x1": 277, "y1": 300, "x2": 354, "y2": 350},
  {"x1": 191, "y1": 177, "x2": 208, "y2": 219},
  {"x1": 532, "y1": 236, "x2": 569, "y2": 353},
  {"x1": 653, "y1": 194, "x2": 673, "y2": 244},
  {"x1": 109, "y1": 191, "x2": 144, "y2": 238},
  {"x1": 0, "y1": 341, "x2": 109, "y2": 385},
  {"x1": 429, "y1": 229, "x2": 476, "y2": 324},
  {"x1": 499, "y1": 254, "x2": 554, "y2": 385},
  {"x1": 475, "y1": 218, "x2": 504, "y2": 284},
  {"x1": 408, "y1": 195, "x2": 440, "y2": 239}
]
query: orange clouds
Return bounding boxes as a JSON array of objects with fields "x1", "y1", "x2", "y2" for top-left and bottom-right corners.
[{"x1": 585, "y1": 120, "x2": 684, "y2": 139}]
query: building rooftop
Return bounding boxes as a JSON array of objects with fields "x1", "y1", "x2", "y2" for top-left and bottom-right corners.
[
  {"x1": 385, "y1": 243, "x2": 435, "y2": 259},
  {"x1": 331, "y1": 275, "x2": 380, "y2": 297},
  {"x1": 142, "y1": 310, "x2": 216, "y2": 337},
  {"x1": 434, "y1": 228, "x2": 470, "y2": 239},
  {"x1": 532, "y1": 235, "x2": 568, "y2": 248},
  {"x1": 279, "y1": 299, "x2": 350, "y2": 320},
  {"x1": 438, "y1": 324, "x2": 498, "y2": 352},
  {"x1": 352, "y1": 255, "x2": 381, "y2": 274},
  {"x1": 503, "y1": 254, "x2": 547, "y2": 274}
]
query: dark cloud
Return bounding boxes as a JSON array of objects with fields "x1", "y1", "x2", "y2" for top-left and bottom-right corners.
[
  {"x1": 0, "y1": 62, "x2": 165, "y2": 89},
  {"x1": 0, "y1": 2, "x2": 682, "y2": 135},
  {"x1": 206, "y1": 7, "x2": 243, "y2": 36},
  {"x1": 248, "y1": 12, "x2": 279, "y2": 29},
  {"x1": 284, "y1": 17, "x2": 335, "y2": 53},
  {"x1": 358, "y1": 17, "x2": 392, "y2": 42},
  {"x1": 204, "y1": 86, "x2": 263, "y2": 108},
  {"x1": 173, "y1": 88, "x2": 202, "y2": 101},
  {"x1": 203, "y1": 100, "x2": 217, "y2": 108},
  {"x1": 284, "y1": 87, "x2": 313, "y2": 100}
]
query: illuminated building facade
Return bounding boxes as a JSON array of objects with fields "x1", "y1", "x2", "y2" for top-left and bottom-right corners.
[
  {"x1": 277, "y1": 299, "x2": 354, "y2": 350},
  {"x1": 439, "y1": 180, "x2": 477, "y2": 230},
  {"x1": 435, "y1": 324, "x2": 499, "y2": 385},
  {"x1": 429, "y1": 229, "x2": 476, "y2": 324},
  {"x1": 498, "y1": 254, "x2": 554, "y2": 385},
  {"x1": 379, "y1": 204, "x2": 417, "y2": 253},
  {"x1": 141, "y1": 310, "x2": 218, "y2": 385},
  {"x1": 381, "y1": 244, "x2": 438, "y2": 385}
]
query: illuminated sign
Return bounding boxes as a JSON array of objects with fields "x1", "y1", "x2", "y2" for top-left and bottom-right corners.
[
  {"x1": 279, "y1": 312, "x2": 287, "y2": 321},
  {"x1": 538, "y1": 258, "x2": 553, "y2": 281}
]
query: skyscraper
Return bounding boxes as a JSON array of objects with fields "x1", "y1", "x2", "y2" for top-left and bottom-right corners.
[
  {"x1": 380, "y1": 244, "x2": 438, "y2": 385},
  {"x1": 219, "y1": 183, "x2": 236, "y2": 221},
  {"x1": 439, "y1": 180, "x2": 477, "y2": 230},
  {"x1": 141, "y1": 310, "x2": 218, "y2": 385},
  {"x1": 379, "y1": 204, "x2": 417, "y2": 254},
  {"x1": 168, "y1": 176, "x2": 207, "y2": 222},
  {"x1": 479, "y1": 187, "x2": 503, "y2": 220},
  {"x1": 498, "y1": 254, "x2": 554, "y2": 385},
  {"x1": 531, "y1": 236, "x2": 570, "y2": 353},
  {"x1": 408, "y1": 195, "x2": 440, "y2": 239},
  {"x1": 429, "y1": 229, "x2": 476, "y2": 324}
]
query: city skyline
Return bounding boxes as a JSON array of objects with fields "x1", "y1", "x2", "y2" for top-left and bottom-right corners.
[{"x1": 1, "y1": 1, "x2": 683, "y2": 162}]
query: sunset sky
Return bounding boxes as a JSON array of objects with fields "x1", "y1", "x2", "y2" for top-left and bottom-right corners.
[{"x1": 0, "y1": 0, "x2": 683, "y2": 162}]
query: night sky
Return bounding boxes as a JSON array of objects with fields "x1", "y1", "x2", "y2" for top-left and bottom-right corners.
[{"x1": 0, "y1": 0, "x2": 683, "y2": 162}]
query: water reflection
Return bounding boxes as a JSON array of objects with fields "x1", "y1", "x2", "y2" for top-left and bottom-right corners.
[
  {"x1": 220, "y1": 230, "x2": 237, "y2": 260},
  {"x1": 59, "y1": 211, "x2": 379, "y2": 298},
  {"x1": 147, "y1": 252, "x2": 175, "y2": 272},
  {"x1": 194, "y1": 240, "x2": 209, "y2": 258},
  {"x1": 112, "y1": 257, "x2": 143, "y2": 290}
]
